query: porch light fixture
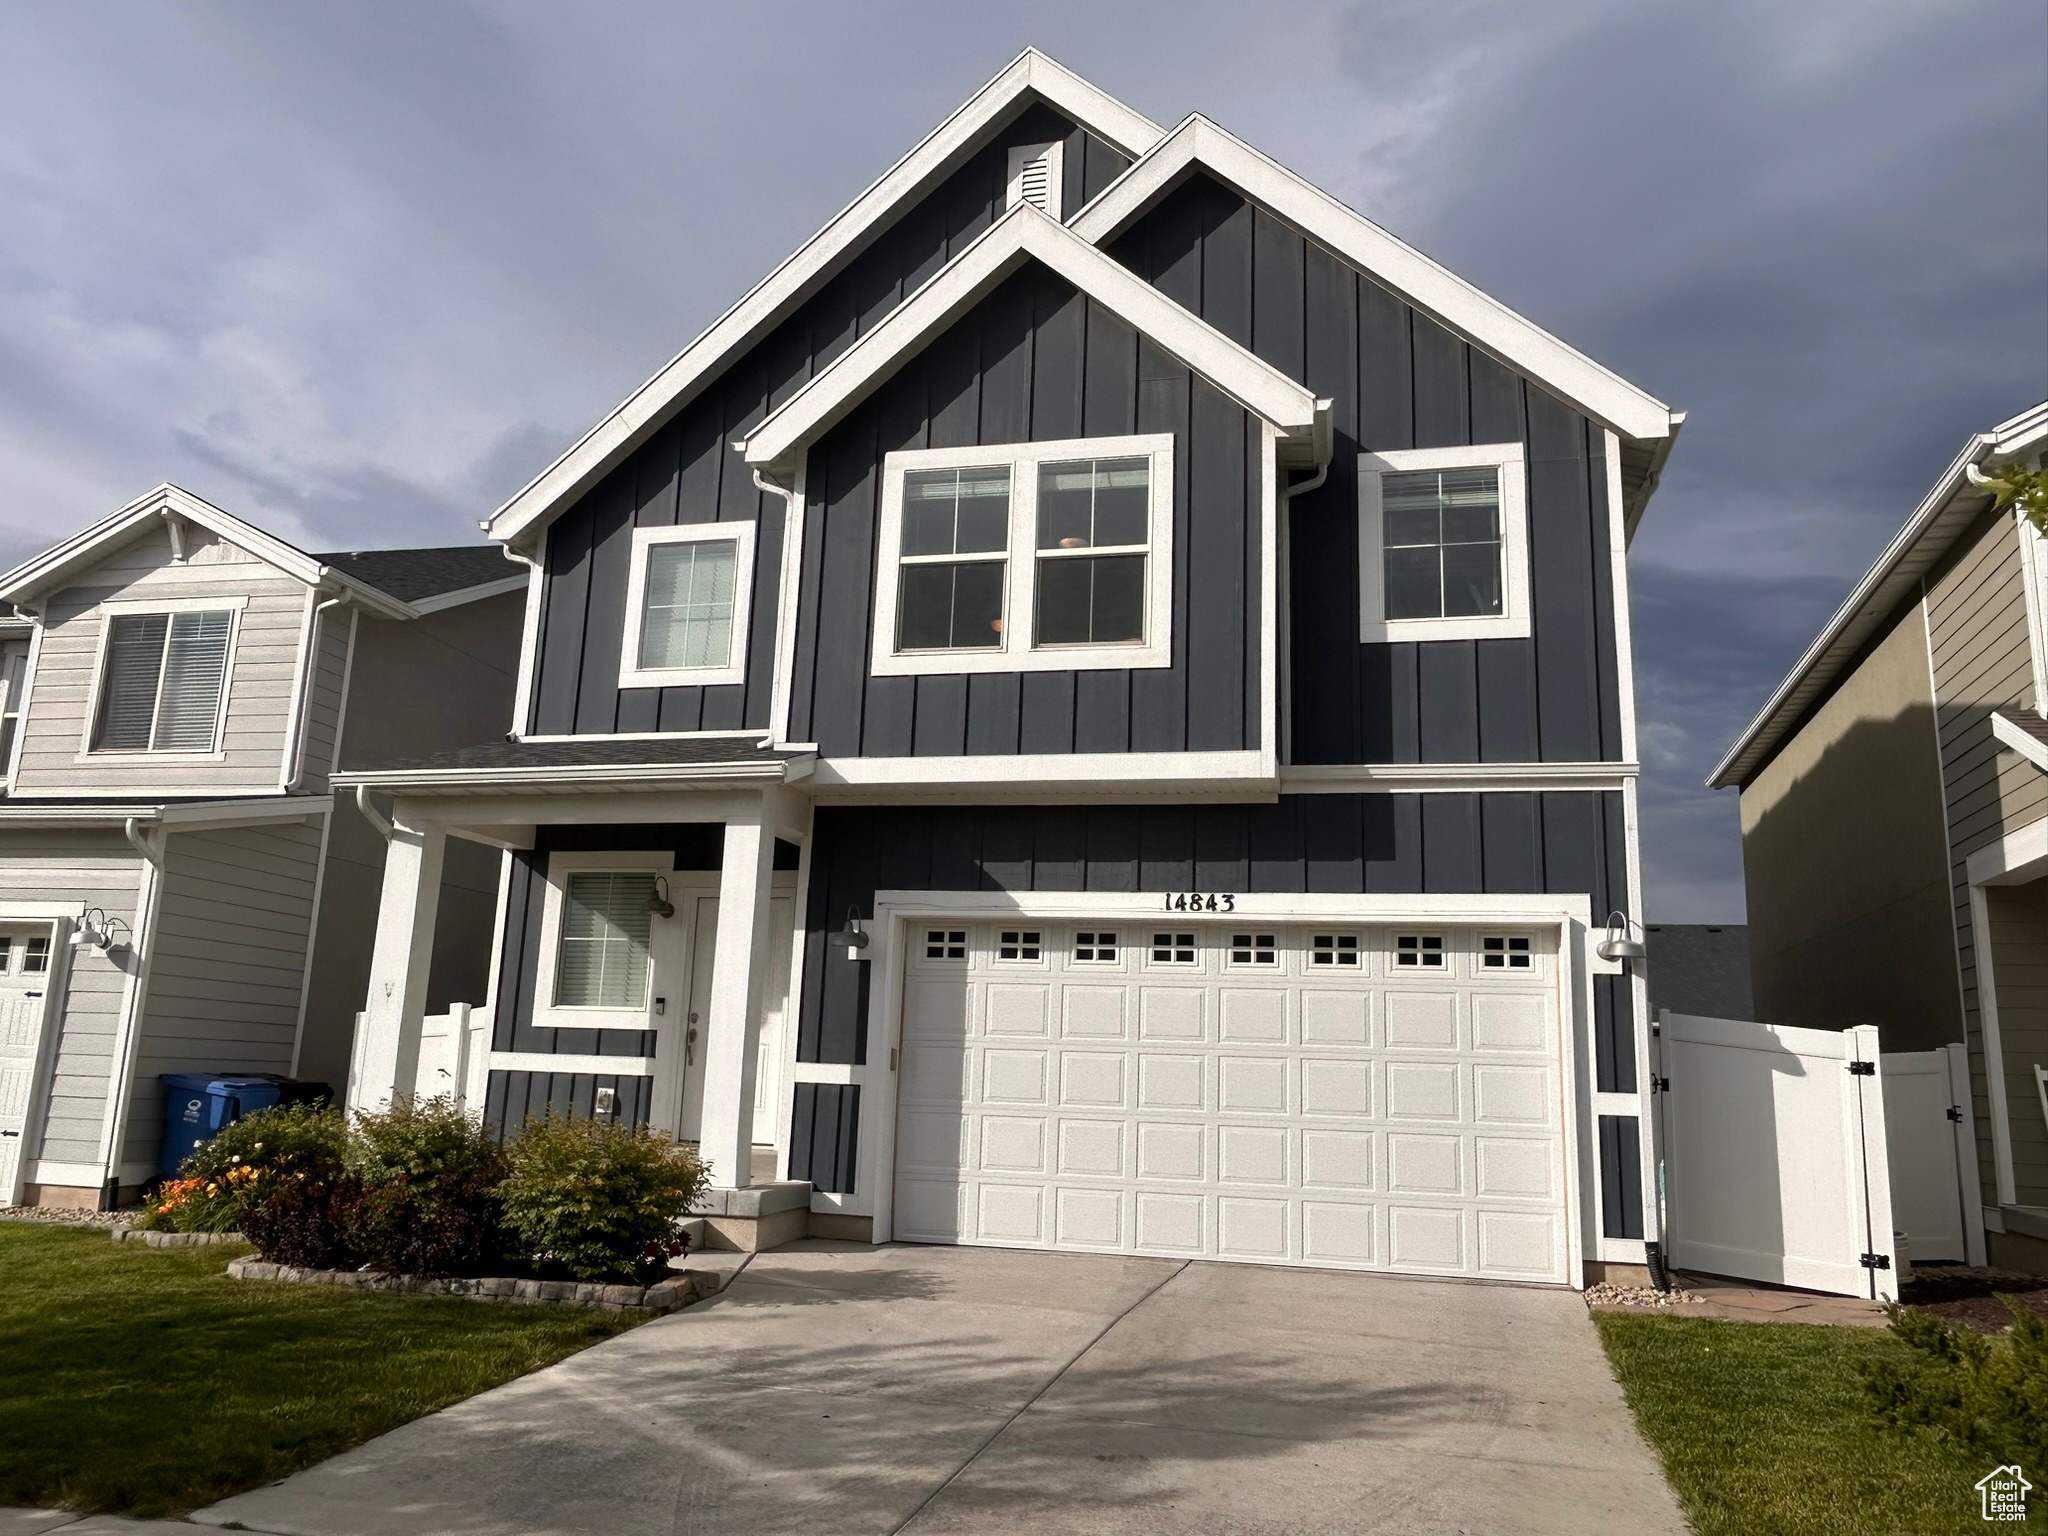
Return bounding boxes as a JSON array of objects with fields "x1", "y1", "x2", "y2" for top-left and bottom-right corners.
[
  {"x1": 642, "y1": 876, "x2": 675, "y2": 921},
  {"x1": 1596, "y1": 910, "x2": 1646, "y2": 964},
  {"x1": 69, "y1": 905, "x2": 115, "y2": 953},
  {"x1": 831, "y1": 907, "x2": 870, "y2": 961}
]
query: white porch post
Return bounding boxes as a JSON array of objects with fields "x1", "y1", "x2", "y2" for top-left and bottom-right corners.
[
  {"x1": 697, "y1": 802, "x2": 779, "y2": 1188},
  {"x1": 351, "y1": 817, "x2": 446, "y2": 1113}
]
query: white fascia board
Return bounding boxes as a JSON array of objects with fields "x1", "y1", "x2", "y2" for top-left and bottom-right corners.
[
  {"x1": 1708, "y1": 402, "x2": 2048, "y2": 790},
  {"x1": 1072, "y1": 117, "x2": 1675, "y2": 446},
  {"x1": 1991, "y1": 712, "x2": 2048, "y2": 775},
  {"x1": 742, "y1": 206, "x2": 1321, "y2": 472},
  {"x1": 156, "y1": 795, "x2": 332, "y2": 830},
  {"x1": 807, "y1": 749, "x2": 1273, "y2": 800},
  {"x1": 331, "y1": 760, "x2": 809, "y2": 792},
  {"x1": 487, "y1": 50, "x2": 1164, "y2": 549},
  {"x1": 403, "y1": 572, "x2": 529, "y2": 615},
  {"x1": 0, "y1": 803, "x2": 166, "y2": 826},
  {"x1": 1280, "y1": 761, "x2": 1637, "y2": 794}
]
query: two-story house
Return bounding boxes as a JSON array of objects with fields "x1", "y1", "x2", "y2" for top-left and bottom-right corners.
[
  {"x1": 1712, "y1": 399, "x2": 2048, "y2": 1270},
  {"x1": 339, "y1": 52, "x2": 1681, "y2": 1286},
  {"x1": 0, "y1": 484, "x2": 524, "y2": 1209}
]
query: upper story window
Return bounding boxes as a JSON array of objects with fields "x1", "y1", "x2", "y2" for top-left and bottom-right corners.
[
  {"x1": 0, "y1": 636, "x2": 28, "y2": 775},
  {"x1": 618, "y1": 522, "x2": 757, "y2": 689},
  {"x1": 87, "y1": 598, "x2": 242, "y2": 755},
  {"x1": 1359, "y1": 442, "x2": 1530, "y2": 643},
  {"x1": 872, "y1": 434, "x2": 1175, "y2": 677}
]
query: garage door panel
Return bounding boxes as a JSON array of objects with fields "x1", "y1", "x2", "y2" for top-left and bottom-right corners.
[{"x1": 895, "y1": 922, "x2": 1567, "y2": 1284}]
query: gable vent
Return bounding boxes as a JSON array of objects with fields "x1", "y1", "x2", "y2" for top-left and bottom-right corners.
[{"x1": 1006, "y1": 140, "x2": 1064, "y2": 216}]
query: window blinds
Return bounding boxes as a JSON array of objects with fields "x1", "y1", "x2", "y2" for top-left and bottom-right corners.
[
  {"x1": 554, "y1": 871, "x2": 656, "y2": 1009},
  {"x1": 92, "y1": 610, "x2": 232, "y2": 752}
]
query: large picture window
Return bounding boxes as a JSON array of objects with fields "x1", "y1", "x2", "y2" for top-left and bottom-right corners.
[
  {"x1": 618, "y1": 521, "x2": 757, "y2": 689},
  {"x1": 1358, "y1": 442, "x2": 1530, "y2": 642},
  {"x1": 88, "y1": 601, "x2": 240, "y2": 754},
  {"x1": 873, "y1": 434, "x2": 1174, "y2": 677}
]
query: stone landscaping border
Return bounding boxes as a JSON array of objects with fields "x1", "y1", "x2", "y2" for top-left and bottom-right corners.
[
  {"x1": 112, "y1": 1227, "x2": 238, "y2": 1247},
  {"x1": 226, "y1": 1255, "x2": 696, "y2": 1315}
]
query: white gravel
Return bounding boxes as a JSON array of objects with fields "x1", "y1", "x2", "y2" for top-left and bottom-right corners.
[
  {"x1": 0, "y1": 1205, "x2": 132, "y2": 1229},
  {"x1": 1585, "y1": 1280, "x2": 1703, "y2": 1308}
]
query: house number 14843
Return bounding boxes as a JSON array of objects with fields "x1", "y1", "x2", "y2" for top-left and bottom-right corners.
[{"x1": 1163, "y1": 892, "x2": 1236, "y2": 912}]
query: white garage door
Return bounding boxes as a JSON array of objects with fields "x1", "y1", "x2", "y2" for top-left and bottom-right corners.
[{"x1": 893, "y1": 920, "x2": 1570, "y2": 1283}]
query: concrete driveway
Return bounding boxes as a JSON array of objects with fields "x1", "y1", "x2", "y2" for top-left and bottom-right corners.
[{"x1": 196, "y1": 1241, "x2": 1685, "y2": 1536}]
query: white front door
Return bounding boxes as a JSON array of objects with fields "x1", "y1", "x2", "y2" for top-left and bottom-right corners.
[
  {"x1": 0, "y1": 925, "x2": 57, "y2": 1204},
  {"x1": 893, "y1": 920, "x2": 1570, "y2": 1283},
  {"x1": 672, "y1": 886, "x2": 795, "y2": 1149}
]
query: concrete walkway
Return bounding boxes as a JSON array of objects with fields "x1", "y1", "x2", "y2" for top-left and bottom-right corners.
[{"x1": 79, "y1": 1242, "x2": 1686, "y2": 1535}]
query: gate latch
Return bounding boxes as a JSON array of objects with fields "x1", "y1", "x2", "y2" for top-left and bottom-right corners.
[
  {"x1": 1860, "y1": 1252, "x2": 1892, "y2": 1270},
  {"x1": 1651, "y1": 1076, "x2": 1670, "y2": 1093},
  {"x1": 1948, "y1": 1105, "x2": 1965, "y2": 1122},
  {"x1": 1848, "y1": 1061, "x2": 1876, "y2": 1076}
]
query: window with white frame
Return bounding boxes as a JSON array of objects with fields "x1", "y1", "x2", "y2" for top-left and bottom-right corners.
[
  {"x1": 0, "y1": 637, "x2": 28, "y2": 774},
  {"x1": 532, "y1": 854, "x2": 673, "y2": 1030},
  {"x1": 89, "y1": 601, "x2": 240, "y2": 754},
  {"x1": 618, "y1": 522, "x2": 757, "y2": 689},
  {"x1": 1359, "y1": 442, "x2": 1530, "y2": 643},
  {"x1": 872, "y1": 435, "x2": 1175, "y2": 676}
]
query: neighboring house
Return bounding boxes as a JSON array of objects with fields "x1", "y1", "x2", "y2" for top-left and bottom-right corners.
[
  {"x1": 1711, "y1": 400, "x2": 2048, "y2": 1268},
  {"x1": 1642, "y1": 924, "x2": 1752, "y2": 1022},
  {"x1": 340, "y1": 51, "x2": 1682, "y2": 1285},
  {"x1": 0, "y1": 485, "x2": 524, "y2": 1209}
]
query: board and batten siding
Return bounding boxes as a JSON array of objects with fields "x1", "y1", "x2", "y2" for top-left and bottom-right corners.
[
  {"x1": 0, "y1": 830, "x2": 142, "y2": 1167},
  {"x1": 527, "y1": 106, "x2": 1132, "y2": 738},
  {"x1": 14, "y1": 525, "x2": 309, "y2": 796},
  {"x1": 122, "y1": 816, "x2": 325, "y2": 1166},
  {"x1": 1106, "y1": 173, "x2": 1627, "y2": 767},
  {"x1": 787, "y1": 263, "x2": 1261, "y2": 756},
  {"x1": 1926, "y1": 507, "x2": 2048, "y2": 1203}
]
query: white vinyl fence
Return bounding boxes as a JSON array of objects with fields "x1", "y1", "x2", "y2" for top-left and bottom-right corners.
[
  {"x1": 1657, "y1": 1016, "x2": 1985, "y2": 1300},
  {"x1": 347, "y1": 1005, "x2": 491, "y2": 1113}
]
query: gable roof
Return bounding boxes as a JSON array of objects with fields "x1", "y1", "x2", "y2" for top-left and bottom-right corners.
[
  {"x1": 488, "y1": 49, "x2": 1163, "y2": 549},
  {"x1": 1709, "y1": 398, "x2": 2048, "y2": 790},
  {"x1": 1070, "y1": 115, "x2": 1679, "y2": 452},
  {"x1": 316, "y1": 545, "x2": 525, "y2": 609},
  {"x1": 0, "y1": 484, "x2": 415, "y2": 619},
  {"x1": 740, "y1": 203, "x2": 1327, "y2": 477}
]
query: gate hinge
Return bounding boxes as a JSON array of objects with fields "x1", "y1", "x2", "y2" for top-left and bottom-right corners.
[
  {"x1": 1652, "y1": 1076, "x2": 1670, "y2": 1093},
  {"x1": 1860, "y1": 1252, "x2": 1892, "y2": 1270},
  {"x1": 1848, "y1": 1060, "x2": 1876, "y2": 1076},
  {"x1": 1948, "y1": 1105, "x2": 1965, "y2": 1122}
]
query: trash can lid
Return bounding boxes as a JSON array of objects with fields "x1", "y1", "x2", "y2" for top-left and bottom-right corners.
[{"x1": 159, "y1": 1072, "x2": 295, "y2": 1091}]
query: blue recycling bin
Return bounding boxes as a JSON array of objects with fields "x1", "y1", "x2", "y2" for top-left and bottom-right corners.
[{"x1": 157, "y1": 1074, "x2": 328, "y2": 1180}]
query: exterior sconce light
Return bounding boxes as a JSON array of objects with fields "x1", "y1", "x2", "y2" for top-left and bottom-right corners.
[
  {"x1": 1596, "y1": 910, "x2": 1646, "y2": 964},
  {"x1": 642, "y1": 876, "x2": 675, "y2": 920},
  {"x1": 831, "y1": 907, "x2": 870, "y2": 961},
  {"x1": 70, "y1": 905, "x2": 114, "y2": 952}
]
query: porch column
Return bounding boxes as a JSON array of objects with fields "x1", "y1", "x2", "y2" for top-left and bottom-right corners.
[
  {"x1": 697, "y1": 804, "x2": 778, "y2": 1188},
  {"x1": 351, "y1": 816, "x2": 446, "y2": 1113}
]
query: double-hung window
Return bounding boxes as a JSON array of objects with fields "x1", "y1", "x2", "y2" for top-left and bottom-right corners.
[
  {"x1": 532, "y1": 852, "x2": 673, "y2": 1031},
  {"x1": 618, "y1": 522, "x2": 757, "y2": 689},
  {"x1": 88, "y1": 598, "x2": 242, "y2": 755},
  {"x1": 1358, "y1": 442, "x2": 1530, "y2": 642},
  {"x1": 873, "y1": 434, "x2": 1174, "y2": 676}
]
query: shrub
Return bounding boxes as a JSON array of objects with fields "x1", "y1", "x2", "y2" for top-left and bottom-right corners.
[
  {"x1": 499, "y1": 1117, "x2": 709, "y2": 1283},
  {"x1": 138, "y1": 1102, "x2": 347, "y2": 1233},
  {"x1": 344, "y1": 1097, "x2": 509, "y2": 1276},
  {"x1": 241, "y1": 1169, "x2": 364, "y2": 1269},
  {"x1": 1865, "y1": 1298, "x2": 2048, "y2": 1477}
]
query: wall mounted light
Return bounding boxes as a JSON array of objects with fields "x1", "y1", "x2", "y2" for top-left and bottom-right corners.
[
  {"x1": 1596, "y1": 910, "x2": 1646, "y2": 964},
  {"x1": 831, "y1": 906, "x2": 870, "y2": 961},
  {"x1": 69, "y1": 905, "x2": 119, "y2": 953},
  {"x1": 642, "y1": 876, "x2": 675, "y2": 920}
]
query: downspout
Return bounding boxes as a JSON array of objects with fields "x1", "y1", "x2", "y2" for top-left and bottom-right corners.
[
  {"x1": 284, "y1": 596, "x2": 346, "y2": 792},
  {"x1": 354, "y1": 783, "x2": 394, "y2": 842}
]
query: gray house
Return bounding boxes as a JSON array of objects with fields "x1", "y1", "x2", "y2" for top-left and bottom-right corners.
[
  {"x1": 340, "y1": 52, "x2": 1682, "y2": 1285},
  {"x1": 0, "y1": 485, "x2": 523, "y2": 1208}
]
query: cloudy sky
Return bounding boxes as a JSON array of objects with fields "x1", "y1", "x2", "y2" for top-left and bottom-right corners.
[{"x1": 1, "y1": 1, "x2": 2043, "y2": 918}]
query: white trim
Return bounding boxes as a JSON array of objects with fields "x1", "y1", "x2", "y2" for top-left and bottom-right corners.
[
  {"x1": 333, "y1": 757, "x2": 806, "y2": 792},
  {"x1": 280, "y1": 588, "x2": 319, "y2": 792},
  {"x1": 487, "y1": 1050, "x2": 657, "y2": 1077},
  {"x1": 531, "y1": 850, "x2": 675, "y2": 1033},
  {"x1": 288, "y1": 807, "x2": 333, "y2": 1077},
  {"x1": 76, "y1": 599, "x2": 246, "y2": 761},
  {"x1": 0, "y1": 913, "x2": 72, "y2": 1206},
  {"x1": 1358, "y1": 442, "x2": 1530, "y2": 643},
  {"x1": 96, "y1": 850, "x2": 163, "y2": 1186},
  {"x1": 26, "y1": 1160, "x2": 114, "y2": 1189},
  {"x1": 1967, "y1": 813, "x2": 2048, "y2": 888},
  {"x1": 1620, "y1": 775, "x2": 1657, "y2": 1254},
  {"x1": 2016, "y1": 506, "x2": 2048, "y2": 709},
  {"x1": 870, "y1": 434, "x2": 1175, "y2": 677},
  {"x1": 1991, "y1": 711, "x2": 2048, "y2": 775},
  {"x1": 1259, "y1": 422, "x2": 1280, "y2": 777},
  {"x1": 94, "y1": 594, "x2": 252, "y2": 617},
  {"x1": 405, "y1": 573, "x2": 528, "y2": 615},
  {"x1": 788, "y1": 1061, "x2": 861, "y2": 1086},
  {"x1": 515, "y1": 729, "x2": 775, "y2": 745},
  {"x1": 741, "y1": 206, "x2": 1321, "y2": 473},
  {"x1": 488, "y1": 49, "x2": 1163, "y2": 547},
  {"x1": 765, "y1": 463, "x2": 806, "y2": 746},
  {"x1": 1281, "y1": 761, "x2": 1635, "y2": 793},
  {"x1": 1005, "y1": 138, "x2": 1064, "y2": 215},
  {"x1": 3, "y1": 617, "x2": 43, "y2": 795},
  {"x1": 507, "y1": 553, "x2": 543, "y2": 738},
  {"x1": 1604, "y1": 432, "x2": 1640, "y2": 765},
  {"x1": 1071, "y1": 116, "x2": 1673, "y2": 444},
  {"x1": 1971, "y1": 881, "x2": 2017, "y2": 1206},
  {"x1": 617, "y1": 521, "x2": 759, "y2": 689},
  {"x1": 809, "y1": 749, "x2": 1269, "y2": 792}
]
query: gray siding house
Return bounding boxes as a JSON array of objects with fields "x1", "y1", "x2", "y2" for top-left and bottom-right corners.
[
  {"x1": 0, "y1": 485, "x2": 523, "y2": 1207},
  {"x1": 341, "y1": 52, "x2": 1682, "y2": 1285}
]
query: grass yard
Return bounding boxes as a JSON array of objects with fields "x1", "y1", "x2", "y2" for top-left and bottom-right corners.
[
  {"x1": 0, "y1": 1221, "x2": 642, "y2": 1518},
  {"x1": 1597, "y1": 1311, "x2": 2042, "y2": 1535}
]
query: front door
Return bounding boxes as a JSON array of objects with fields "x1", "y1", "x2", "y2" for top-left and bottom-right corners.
[
  {"x1": 0, "y1": 925, "x2": 57, "y2": 1204},
  {"x1": 670, "y1": 886, "x2": 796, "y2": 1150}
]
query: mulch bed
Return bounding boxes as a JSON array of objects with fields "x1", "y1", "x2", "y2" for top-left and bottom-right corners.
[{"x1": 1899, "y1": 1266, "x2": 2048, "y2": 1333}]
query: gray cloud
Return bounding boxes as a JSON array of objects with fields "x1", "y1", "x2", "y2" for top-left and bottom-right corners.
[{"x1": 0, "y1": 1, "x2": 2040, "y2": 919}]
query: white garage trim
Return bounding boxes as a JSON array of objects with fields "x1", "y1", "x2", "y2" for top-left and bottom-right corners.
[{"x1": 859, "y1": 890, "x2": 1594, "y2": 1285}]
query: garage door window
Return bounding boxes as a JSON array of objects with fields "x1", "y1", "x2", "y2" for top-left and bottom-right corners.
[
  {"x1": 1073, "y1": 931, "x2": 1120, "y2": 963},
  {"x1": 1395, "y1": 935, "x2": 1445, "y2": 968},
  {"x1": 1311, "y1": 934, "x2": 1362, "y2": 967},
  {"x1": 1228, "y1": 932, "x2": 1278, "y2": 967},
  {"x1": 1149, "y1": 931, "x2": 1197, "y2": 966},
  {"x1": 924, "y1": 929, "x2": 967, "y2": 961},
  {"x1": 1482, "y1": 936, "x2": 1533, "y2": 970},
  {"x1": 997, "y1": 930, "x2": 1043, "y2": 962}
]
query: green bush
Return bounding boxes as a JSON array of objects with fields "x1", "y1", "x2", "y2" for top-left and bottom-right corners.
[
  {"x1": 1865, "y1": 1298, "x2": 2048, "y2": 1477},
  {"x1": 138, "y1": 1102, "x2": 347, "y2": 1233},
  {"x1": 499, "y1": 1117, "x2": 708, "y2": 1283},
  {"x1": 343, "y1": 1097, "x2": 509, "y2": 1276}
]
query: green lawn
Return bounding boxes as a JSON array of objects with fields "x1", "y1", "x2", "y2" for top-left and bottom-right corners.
[
  {"x1": 1597, "y1": 1311, "x2": 2042, "y2": 1535},
  {"x1": 0, "y1": 1221, "x2": 642, "y2": 1518}
]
